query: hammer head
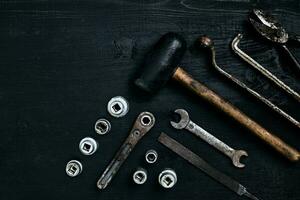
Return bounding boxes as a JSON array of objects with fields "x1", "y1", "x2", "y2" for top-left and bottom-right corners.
[{"x1": 134, "y1": 32, "x2": 187, "y2": 93}]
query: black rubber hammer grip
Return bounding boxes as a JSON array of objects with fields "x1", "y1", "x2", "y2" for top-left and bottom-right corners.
[{"x1": 134, "y1": 32, "x2": 187, "y2": 93}]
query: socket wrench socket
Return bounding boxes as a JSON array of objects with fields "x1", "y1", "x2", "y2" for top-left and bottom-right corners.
[
  {"x1": 145, "y1": 149, "x2": 158, "y2": 164},
  {"x1": 79, "y1": 137, "x2": 98, "y2": 155},
  {"x1": 133, "y1": 168, "x2": 148, "y2": 184},
  {"x1": 65, "y1": 160, "x2": 83, "y2": 177},
  {"x1": 158, "y1": 169, "x2": 177, "y2": 188},
  {"x1": 95, "y1": 119, "x2": 111, "y2": 135}
]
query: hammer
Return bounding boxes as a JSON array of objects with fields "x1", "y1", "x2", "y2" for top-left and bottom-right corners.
[{"x1": 134, "y1": 32, "x2": 300, "y2": 162}]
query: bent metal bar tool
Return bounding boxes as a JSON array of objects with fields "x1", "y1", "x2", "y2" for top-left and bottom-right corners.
[
  {"x1": 197, "y1": 36, "x2": 300, "y2": 129},
  {"x1": 171, "y1": 109, "x2": 248, "y2": 168},
  {"x1": 158, "y1": 133, "x2": 261, "y2": 200},
  {"x1": 97, "y1": 112, "x2": 155, "y2": 189},
  {"x1": 134, "y1": 32, "x2": 300, "y2": 162},
  {"x1": 249, "y1": 9, "x2": 300, "y2": 73},
  {"x1": 232, "y1": 33, "x2": 300, "y2": 103}
]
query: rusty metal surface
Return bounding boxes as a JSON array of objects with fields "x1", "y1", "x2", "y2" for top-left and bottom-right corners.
[
  {"x1": 196, "y1": 35, "x2": 300, "y2": 129},
  {"x1": 173, "y1": 67, "x2": 300, "y2": 162},
  {"x1": 158, "y1": 132, "x2": 260, "y2": 200},
  {"x1": 249, "y1": 9, "x2": 288, "y2": 44},
  {"x1": 171, "y1": 109, "x2": 248, "y2": 168},
  {"x1": 0, "y1": 1, "x2": 300, "y2": 200},
  {"x1": 232, "y1": 34, "x2": 300, "y2": 102},
  {"x1": 249, "y1": 9, "x2": 300, "y2": 72},
  {"x1": 97, "y1": 112, "x2": 155, "y2": 189}
]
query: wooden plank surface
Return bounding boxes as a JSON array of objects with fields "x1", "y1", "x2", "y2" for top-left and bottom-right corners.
[{"x1": 0, "y1": 0, "x2": 299, "y2": 199}]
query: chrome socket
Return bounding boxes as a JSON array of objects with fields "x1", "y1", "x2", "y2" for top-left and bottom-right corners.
[
  {"x1": 107, "y1": 96, "x2": 129, "y2": 118},
  {"x1": 65, "y1": 160, "x2": 83, "y2": 177},
  {"x1": 133, "y1": 168, "x2": 148, "y2": 185},
  {"x1": 140, "y1": 114, "x2": 153, "y2": 126},
  {"x1": 79, "y1": 137, "x2": 98, "y2": 155},
  {"x1": 95, "y1": 119, "x2": 111, "y2": 135},
  {"x1": 145, "y1": 149, "x2": 158, "y2": 164},
  {"x1": 158, "y1": 169, "x2": 177, "y2": 188}
]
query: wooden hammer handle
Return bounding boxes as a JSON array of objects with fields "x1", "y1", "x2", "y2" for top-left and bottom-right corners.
[{"x1": 173, "y1": 67, "x2": 300, "y2": 162}]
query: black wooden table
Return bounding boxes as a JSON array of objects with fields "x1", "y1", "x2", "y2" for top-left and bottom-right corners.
[{"x1": 0, "y1": 1, "x2": 299, "y2": 199}]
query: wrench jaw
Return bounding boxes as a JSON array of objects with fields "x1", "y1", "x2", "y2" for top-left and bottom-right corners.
[
  {"x1": 232, "y1": 150, "x2": 248, "y2": 168},
  {"x1": 170, "y1": 109, "x2": 190, "y2": 130}
]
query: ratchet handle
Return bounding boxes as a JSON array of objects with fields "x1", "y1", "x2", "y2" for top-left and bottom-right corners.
[
  {"x1": 281, "y1": 44, "x2": 300, "y2": 73},
  {"x1": 97, "y1": 142, "x2": 132, "y2": 189},
  {"x1": 173, "y1": 67, "x2": 300, "y2": 162},
  {"x1": 97, "y1": 112, "x2": 155, "y2": 189}
]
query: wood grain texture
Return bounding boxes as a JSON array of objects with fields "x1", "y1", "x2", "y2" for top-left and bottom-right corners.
[{"x1": 0, "y1": 0, "x2": 299, "y2": 200}]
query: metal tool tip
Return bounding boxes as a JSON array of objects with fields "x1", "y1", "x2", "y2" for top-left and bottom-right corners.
[
  {"x1": 237, "y1": 33, "x2": 243, "y2": 39},
  {"x1": 244, "y1": 191, "x2": 261, "y2": 200},
  {"x1": 197, "y1": 36, "x2": 214, "y2": 48},
  {"x1": 252, "y1": 8, "x2": 261, "y2": 14},
  {"x1": 97, "y1": 182, "x2": 107, "y2": 190}
]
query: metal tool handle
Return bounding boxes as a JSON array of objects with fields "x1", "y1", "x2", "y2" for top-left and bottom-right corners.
[
  {"x1": 97, "y1": 112, "x2": 155, "y2": 189},
  {"x1": 173, "y1": 67, "x2": 300, "y2": 162},
  {"x1": 202, "y1": 38, "x2": 300, "y2": 129},
  {"x1": 187, "y1": 120, "x2": 234, "y2": 158},
  {"x1": 232, "y1": 34, "x2": 300, "y2": 102},
  {"x1": 97, "y1": 142, "x2": 132, "y2": 189},
  {"x1": 158, "y1": 133, "x2": 260, "y2": 200},
  {"x1": 281, "y1": 44, "x2": 300, "y2": 73}
]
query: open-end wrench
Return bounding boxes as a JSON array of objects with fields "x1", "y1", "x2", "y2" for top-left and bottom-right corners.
[
  {"x1": 170, "y1": 109, "x2": 248, "y2": 168},
  {"x1": 158, "y1": 133, "x2": 260, "y2": 200},
  {"x1": 97, "y1": 112, "x2": 155, "y2": 189},
  {"x1": 134, "y1": 32, "x2": 300, "y2": 162}
]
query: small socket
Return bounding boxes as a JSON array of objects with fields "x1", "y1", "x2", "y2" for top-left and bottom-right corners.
[
  {"x1": 95, "y1": 119, "x2": 111, "y2": 135},
  {"x1": 133, "y1": 168, "x2": 148, "y2": 185},
  {"x1": 158, "y1": 169, "x2": 177, "y2": 188},
  {"x1": 107, "y1": 96, "x2": 129, "y2": 118},
  {"x1": 140, "y1": 114, "x2": 153, "y2": 126},
  {"x1": 79, "y1": 137, "x2": 98, "y2": 155},
  {"x1": 145, "y1": 149, "x2": 158, "y2": 164},
  {"x1": 65, "y1": 160, "x2": 82, "y2": 177}
]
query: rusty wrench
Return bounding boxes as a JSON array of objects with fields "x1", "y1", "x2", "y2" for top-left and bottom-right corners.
[
  {"x1": 134, "y1": 33, "x2": 300, "y2": 162},
  {"x1": 170, "y1": 109, "x2": 248, "y2": 168},
  {"x1": 97, "y1": 112, "x2": 155, "y2": 189}
]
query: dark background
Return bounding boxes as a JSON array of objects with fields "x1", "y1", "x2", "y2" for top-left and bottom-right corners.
[{"x1": 0, "y1": 0, "x2": 299, "y2": 199}]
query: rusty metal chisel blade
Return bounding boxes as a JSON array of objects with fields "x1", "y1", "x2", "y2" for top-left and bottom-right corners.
[{"x1": 158, "y1": 132, "x2": 261, "y2": 200}]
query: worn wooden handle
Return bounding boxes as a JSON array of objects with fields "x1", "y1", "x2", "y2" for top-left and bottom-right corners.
[{"x1": 173, "y1": 67, "x2": 300, "y2": 162}]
